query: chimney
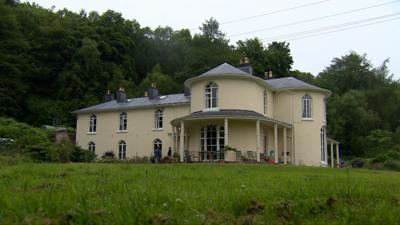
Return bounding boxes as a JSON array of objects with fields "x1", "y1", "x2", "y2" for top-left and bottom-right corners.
[
  {"x1": 148, "y1": 83, "x2": 159, "y2": 100},
  {"x1": 237, "y1": 57, "x2": 253, "y2": 75},
  {"x1": 264, "y1": 72, "x2": 268, "y2": 79},
  {"x1": 116, "y1": 87, "x2": 127, "y2": 103},
  {"x1": 268, "y1": 70, "x2": 273, "y2": 78},
  {"x1": 104, "y1": 90, "x2": 114, "y2": 102}
]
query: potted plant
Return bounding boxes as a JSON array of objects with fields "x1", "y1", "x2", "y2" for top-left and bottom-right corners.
[{"x1": 224, "y1": 145, "x2": 238, "y2": 162}]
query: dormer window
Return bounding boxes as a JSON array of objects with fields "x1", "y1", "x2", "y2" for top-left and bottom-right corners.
[
  {"x1": 205, "y1": 82, "x2": 218, "y2": 109},
  {"x1": 154, "y1": 109, "x2": 163, "y2": 129},
  {"x1": 119, "y1": 112, "x2": 127, "y2": 131},
  {"x1": 89, "y1": 115, "x2": 97, "y2": 133},
  {"x1": 302, "y1": 94, "x2": 312, "y2": 118}
]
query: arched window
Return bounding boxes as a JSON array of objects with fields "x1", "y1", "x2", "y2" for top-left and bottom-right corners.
[
  {"x1": 302, "y1": 94, "x2": 312, "y2": 118},
  {"x1": 118, "y1": 140, "x2": 126, "y2": 159},
  {"x1": 119, "y1": 112, "x2": 127, "y2": 131},
  {"x1": 320, "y1": 126, "x2": 326, "y2": 162},
  {"x1": 205, "y1": 82, "x2": 218, "y2": 109},
  {"x1": 88, "y1": 142, "x2": 95, "y2": 153},
  {"x1": 89, "y1": 115, "x2": 97, "y2": 133},
  {"x1": 154, "y1": 109, "x2": 163, "y2": 129},
  {"x1": 263, "y1": 89, "x2": 267, "y2": 115},
  {"x1": 153, "y1": 139, "x2": 162, "y2": 153}
]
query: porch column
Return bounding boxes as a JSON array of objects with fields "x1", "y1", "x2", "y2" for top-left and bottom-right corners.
[
  {"x1": 283, "y1": 127, "x2": 287, "y2": 164},
  {"x1": 172, "y1": 125, "x2": 176, "y2": 153},
  {"x1": 330, "y1": 142, "x2": 334, "y2": 167},
  {"x1": 336, "y1": 143, "x2": 340, "y2": 167},
  {"x1": 256, "y1": 120, "x2": 260, "y2": 162},
  {"x1": 324, "y1": 129, "x2": 328, "y2": 164},
  {"x1": 180, "y1": 121, "x2": 185, "y2": 162},
  {"x1": 274, "y1": 124, "x2": 278, "y2": 163},
  {"x1": 224, "y1": 118, "x2": 229, "y2": 146}
]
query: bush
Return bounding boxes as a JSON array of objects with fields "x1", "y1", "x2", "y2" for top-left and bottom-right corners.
[
  {"x1": 371, "y1": 154, "x2": 389, "y2": 164},
  {"x1": 350, "y1": 158, "x2": 365, "y2": 168},
  {"x1": 387, "y1": 151, "x2": 400, "y2": 160},
  {"x1": 383, "y1": 159, "x2": 400, "y2": 171},
  {"x1": 102, "y1": 151, "x2": 115, "y2": 159},
  {"x1": 70, "y1": 146, "x2": 96, "y2": 162},
  {"x1": 0, "y1": 117, "x2": 57, "y2": 162}
]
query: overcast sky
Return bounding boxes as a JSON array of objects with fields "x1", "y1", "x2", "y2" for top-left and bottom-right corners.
[{"x1": 24, "y1": 0, "x2": 400, "y2": 79}]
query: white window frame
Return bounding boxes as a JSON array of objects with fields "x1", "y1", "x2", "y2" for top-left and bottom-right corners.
[
  {"x1": 154, "y1": 109, "x2": 163, "y2": 129},
  {"x1": 88, "y1": 142, "x2": 95, "y2": 153},
  {"x1": 153, "y1": 139, "x2": 162, "y2": 152},
  {"x1": 89, "y1": 115, "x2": 97, "y2": 133},
  {"x1": 119, "y1": 112, "x2": 127, "y2": 131},
  {"x1": 302, "y1": 94, "x2": 312, "y2": 119},
  {"x1": 205, "y1": 82, "x2": 218, "y2": 109},
  {"x1": 200, "y1": 125, "x2": 224, "y2": 160},
  {"x1": 119, "y1": 140, "x2": 126, "y2": 159},
  {"x1": 320, "y1": 126, "x2": 327, "y2": 163}
]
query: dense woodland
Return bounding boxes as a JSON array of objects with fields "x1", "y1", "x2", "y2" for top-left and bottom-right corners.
[{"x1": 1, "y1": 0, "x2": 400, "y2": 159}]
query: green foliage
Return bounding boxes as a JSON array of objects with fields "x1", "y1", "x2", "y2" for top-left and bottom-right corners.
[
  {"x1": 0, "y1": 117, "x2": 57, "y2": 161},
  {"x1": 70, "y1": 145, "x2": 96, "y2": 162},
  {"x1": 371, "y1": 154, "x2": 389, "y2": 164},
  {"x1": 383, "y1": 159, "x2": 400, "y2": 171},
  {"x1": 365, "y1": 130, "x2": 393, "y2": 157},
  {"x1": 138, "y1": 64, "x2": 180, "y2": 95}
]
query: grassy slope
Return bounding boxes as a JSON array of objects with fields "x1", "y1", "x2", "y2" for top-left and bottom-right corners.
[{"x1": 0, "y1": 163, "x2": 399, "y2": 225}]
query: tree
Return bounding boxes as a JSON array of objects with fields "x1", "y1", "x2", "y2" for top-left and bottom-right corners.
[
  {"x1": 264, "y1": 42, "x2": 293, "y2": 77},
  {"x1": 199, "y1": 17, "x2": 225, "y2": 41},
  {"x1": 236, "y1": 38, "x2": 267, "y2": 77},
  {"x1": 138, "y1": 64, "x2": 180, "y2": 95}
]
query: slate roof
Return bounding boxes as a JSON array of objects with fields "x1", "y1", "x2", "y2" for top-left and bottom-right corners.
[
  {"x1": 265, "y1": 77, "x2": 330, "y2": 92},
  {"x1": 199, "y1": 63, "x2": 250, "y2": 76},
  {"x1": 173, "y1": 109, "x2": 292, "y2": 127},
  {"x1": 72, "y1": 93, "x2": 189, "y2": 114},
  {"x1": 189, "y1": 109, "x2": 264, "y2": 118}
]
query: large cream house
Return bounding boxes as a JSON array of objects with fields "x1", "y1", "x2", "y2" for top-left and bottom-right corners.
[{"x1": 74, "y1": 62, "x2": 340, "y2": 166}]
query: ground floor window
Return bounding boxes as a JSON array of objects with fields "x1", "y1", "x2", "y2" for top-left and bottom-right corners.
[
  {"x1": 119, "y1": 140, "x2": 126, "y2": 159},
  {"x1": 200, "y1": 125, "x2": 224, "y2": 160},
  {"x1": 88, "y1": 141, "x2": 95, "y2": 153},
  {"x1": 320, "y1": 126, "x2": 326, "y2": 162}
]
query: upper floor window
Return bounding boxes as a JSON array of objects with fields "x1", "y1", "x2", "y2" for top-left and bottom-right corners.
[
  {"x1": 154, "y1": 109, "x2": 163, "y2": 129},
  {"x1": 119, "y1": 140, "x2": 126, "y2": 159},
  {"x1": 263, "y1": 89, "x2": 267, "y2": 115},
  {"x1": 119, "y1": 112, "x2": 127, "y2": 131},
  {"x1": 89, "y1": 115, "x2": 97, "y2": 132},
  {"x1": 302, "y1": 94, "x2": 312, "y2": 118},
  {"x1": 88, "y1": 141, "x2": 95, "y2": 153},
  {"x1": 205, "y1": 82, "x2": 218, "y2": 109}
]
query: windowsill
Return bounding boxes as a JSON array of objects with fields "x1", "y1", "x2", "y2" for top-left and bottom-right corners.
[
  {"x1": 203, "y1": 108, "x2": 219, "y2": 112},
  {"x1": 117, "y1": 130, "x2": 128, "y2": 133},
  {"x1": 152, "y1": 128, "x2": 164, "y2": 131},
  {"x1": 301, "y1": 118, "x2": 314, "y2": 121},
  {"x1": 87, "y1": 132, "x2": 96, "y2": 135}
]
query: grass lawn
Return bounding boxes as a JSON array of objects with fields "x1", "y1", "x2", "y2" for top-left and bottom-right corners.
[{"x1": 0, "y1": 163, "x2": 399, "y2": 225}]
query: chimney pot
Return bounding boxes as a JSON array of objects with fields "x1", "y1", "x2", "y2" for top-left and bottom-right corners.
[
  {"x1": 144, "y1": 91, "x2": 148, "y2": 97},
  {"x1": 104, "y1": 90, "x2": 114, "y2": 102},
  {"x1": 268, "y1": 70, "x2": 273, "y2": 78}
]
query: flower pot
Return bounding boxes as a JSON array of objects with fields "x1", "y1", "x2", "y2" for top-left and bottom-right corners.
[{"x1": 224, "y1": 151, "x2": 237, "y2": 162}]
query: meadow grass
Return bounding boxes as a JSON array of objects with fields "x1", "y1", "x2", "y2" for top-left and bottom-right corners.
[{"x1": 0, "y1": 163, "x2": 399, "y2": 225}]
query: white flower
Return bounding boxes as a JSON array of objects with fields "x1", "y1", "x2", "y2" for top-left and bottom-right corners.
[
  {"x1": 175, "y1": 198, "x2": 182, "y2": 203},
  {"x1": 163, "y1": 203, "x2": 168, "y2": 207}
]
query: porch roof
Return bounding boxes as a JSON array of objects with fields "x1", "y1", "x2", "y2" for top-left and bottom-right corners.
[{"x1": 171, "y1": 109, "x2": 292, "y2": 128}]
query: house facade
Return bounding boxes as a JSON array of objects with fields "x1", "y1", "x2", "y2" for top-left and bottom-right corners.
[{"x1": 74, "y1": 62, "x2": 339, "y2": 166}]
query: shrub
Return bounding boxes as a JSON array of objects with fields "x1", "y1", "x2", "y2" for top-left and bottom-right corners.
[
  {"x1": 371, "y1": 154, "x2": 389, "y2": 164},
  {"x1": 350, "y1": 158, "x2": 365, "y2": 168},
  {"x1": 383, "y1": 159, "x2": 400, "y2": 171},
  {"x1": 387, "y1": 151, "x2": 400, "y2": 160},
  {"x1": 102, "y1": 151, "x2": 115, "y2": 159},
  {"x1": 0, "y1": 117, "x2": 57, "y2": 162},
  {"x1": 70, "y1": 146, "x2": 96, "y2": 162}
]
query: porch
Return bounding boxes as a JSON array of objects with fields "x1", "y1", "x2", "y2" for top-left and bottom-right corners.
[{"x1": 171, "y1": 109, "x2": 293, "y2": 164}]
